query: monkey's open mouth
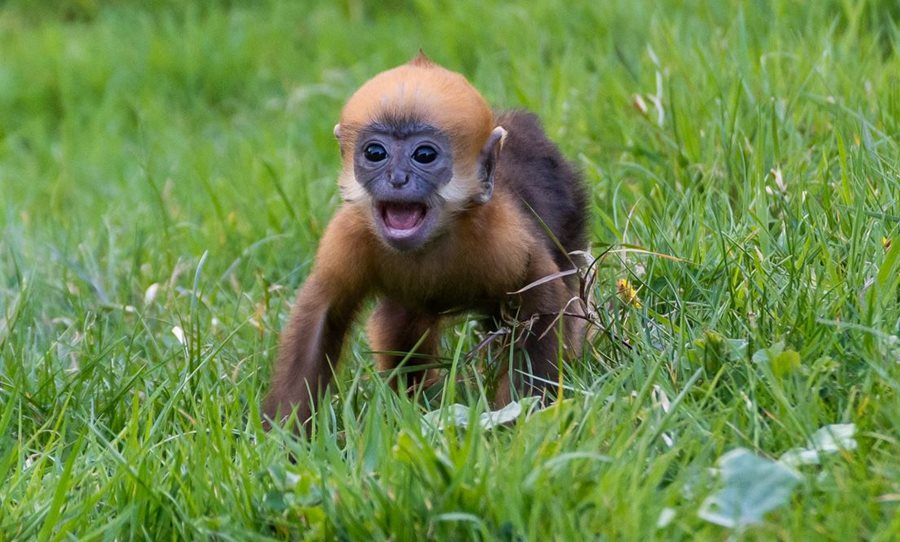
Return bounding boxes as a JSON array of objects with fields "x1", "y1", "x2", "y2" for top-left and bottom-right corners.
[
  {"x1": 379, "y1": 202, "x2": 428, "y2": 233},
  {"x1": 374, "y1": 201, "x2": 435, "y2": 251}
]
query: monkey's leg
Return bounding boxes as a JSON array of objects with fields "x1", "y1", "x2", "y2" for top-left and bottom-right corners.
[
  {"x1": 497, "y1": 250, "x2": 577, "y2": 406},
  {"x1": 367, "y1": 299, "x2": 442, "y2": 393}
]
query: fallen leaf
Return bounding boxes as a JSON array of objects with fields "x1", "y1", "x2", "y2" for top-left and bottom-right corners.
[
  {"x1": 698, "y1": 448, "x2": 802, "y2": 528},
  {"x1": 422, "y1": 398, "x2": 539, "y2": 431},
  {"x1": 779, "y1": 423, "x2": 857, "y2": 467}
]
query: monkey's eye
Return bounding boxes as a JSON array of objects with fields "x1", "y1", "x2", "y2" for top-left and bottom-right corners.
[
  {"x1": 411, "y1": 145, "x2": 438, "y2": 164},
  {"x1": 364, "y1": 143, "x2": 388, "y2": 162}
]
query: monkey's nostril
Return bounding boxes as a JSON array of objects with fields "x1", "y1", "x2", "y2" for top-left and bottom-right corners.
[{"x1": 390, "y1": 174, "x2": 410, "y2": 188}]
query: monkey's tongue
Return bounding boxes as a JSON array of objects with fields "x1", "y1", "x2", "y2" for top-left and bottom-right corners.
[{"x1": 382, "y1": 202, "x2": 426, "y2": 231}]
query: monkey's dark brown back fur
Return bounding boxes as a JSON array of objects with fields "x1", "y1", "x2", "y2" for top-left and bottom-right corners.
[{"x1": 493, "y1": 111, "x2": 589, "y2": 271}]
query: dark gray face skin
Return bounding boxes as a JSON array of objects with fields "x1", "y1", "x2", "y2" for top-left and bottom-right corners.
[{"x1": 354, "y1": 122, "x2": 454, "y2": 251}]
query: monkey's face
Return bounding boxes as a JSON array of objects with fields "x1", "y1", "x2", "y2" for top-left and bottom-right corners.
[{"x1": 353, "y1": 123, "x2": 454, "y2": 251}]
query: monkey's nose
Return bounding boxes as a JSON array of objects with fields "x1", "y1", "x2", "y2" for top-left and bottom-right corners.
[{"x1": 389, "y1": 174, "x2": 410, "y2": 188}]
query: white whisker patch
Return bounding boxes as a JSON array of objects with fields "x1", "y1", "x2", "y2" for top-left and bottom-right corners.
[
  {"x1": 438, "y1": 169, "x2": 481, "y2": 208},
  {"x1": 338, "y1": 171, "x2": 369, "y2": 203}
]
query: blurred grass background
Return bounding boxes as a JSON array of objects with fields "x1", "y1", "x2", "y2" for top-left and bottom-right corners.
[{"x1": 1, "y1": 0, "x2": 898, "y2": 539}]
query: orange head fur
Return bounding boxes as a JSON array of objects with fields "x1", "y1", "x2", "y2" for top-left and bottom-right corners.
[{"x1": 334, "y1": 53, "x2": 495, "y2": 206}]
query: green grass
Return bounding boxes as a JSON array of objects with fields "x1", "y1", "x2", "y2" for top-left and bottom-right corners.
[{"x1": 1, "y1": 0, "x2": 898, "y2": 539}]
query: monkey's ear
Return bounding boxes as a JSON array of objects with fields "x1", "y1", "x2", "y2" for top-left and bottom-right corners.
[
  {"x1": 474, "y1": 126, "x2": 507, "y2": 204},
  {"x1": 334, "y1": 124, "x2": 346, "y2": 157}
]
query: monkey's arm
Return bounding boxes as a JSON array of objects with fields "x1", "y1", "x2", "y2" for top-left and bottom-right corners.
[{"x1": 262, "y1": 207, "x2": 371, "y2": 428}]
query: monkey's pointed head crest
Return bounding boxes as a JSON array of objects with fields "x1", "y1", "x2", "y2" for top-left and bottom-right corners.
[
  {"x1": 338, "y1": 56, "x2": 493, "y2": 164},
  {"x1": 409, "y1": 50, "x2": 433, "y2": 66}
]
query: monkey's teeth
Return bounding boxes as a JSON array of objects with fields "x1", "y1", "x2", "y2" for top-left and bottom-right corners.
[{"x1": 382, "y1": 202, "x2": 426, "y2": 231}]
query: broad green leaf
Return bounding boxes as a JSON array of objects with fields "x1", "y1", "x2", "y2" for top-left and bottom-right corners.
[
  {"x1": 772, "y1": 350, "x2": 801, "y2": 378},
  {"x1": 752, "y1": 341, "x2": 801, "y2": 378}
]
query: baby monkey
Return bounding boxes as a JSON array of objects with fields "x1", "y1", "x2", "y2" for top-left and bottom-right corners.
[{"x1": 264, "y1": 53, "x2": 588, "y2": 428}]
